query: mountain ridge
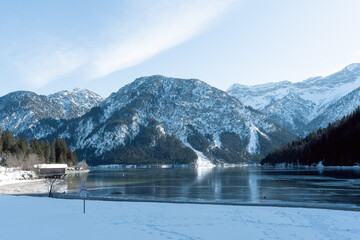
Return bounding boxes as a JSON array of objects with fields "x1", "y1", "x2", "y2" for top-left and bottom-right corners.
[
  {"x1": 0, "y1": 88, "x2": 103, "y2": 138},
  {"x1": 228, "y1": 63, "x2": 360, "y2": 135},
  {"x1": 41, "y1": 75, "x2": 295, "y2": 165},
  {"x1": 1, "y1": 63, "x2": 360, "y2": 165}
]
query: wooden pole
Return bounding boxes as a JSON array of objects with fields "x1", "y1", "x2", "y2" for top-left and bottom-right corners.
[{"x1": 83, "y1": 198, "x2": 85, "y2": 214}]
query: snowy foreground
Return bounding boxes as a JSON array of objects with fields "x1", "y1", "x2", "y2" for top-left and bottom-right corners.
[{"x1": 1, "y1": 195, "x2": 360, "y2": 240}]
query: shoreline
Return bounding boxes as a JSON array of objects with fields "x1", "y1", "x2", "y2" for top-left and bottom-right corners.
[
  {"x1": 48, "y1": 194, "x2": 360, "y2": 212},
  {"x1": 0, "y1": 166, "x2": 90, "y2": 195},
  {"x1": 89, "y1": 163, "x2": 360, "y2": 169},
  {"x1": 0, "y1": 179, "x2": 47, "y2": 195}
]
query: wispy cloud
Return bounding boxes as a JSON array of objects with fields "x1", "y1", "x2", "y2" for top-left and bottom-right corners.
[
  {"x1": 89, "y1": 0, "x2": 236, "y2": 79},
  {"x1": 9, "y1": 41, "x2": 85, "y2": 88},
  {"x1": 2, "y1": 0, "x2": 236, "y2": 88}
]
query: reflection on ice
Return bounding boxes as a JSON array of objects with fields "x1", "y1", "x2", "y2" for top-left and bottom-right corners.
[
  {"x1": 249, "y1": 170, "x2": 259, "y2": 203},
  {"x1": 195, "y1": 167, "x2": 212, "y2": 182},
  {"x1": 63, "y1": 167, "x2": 360, "y2": 209}
]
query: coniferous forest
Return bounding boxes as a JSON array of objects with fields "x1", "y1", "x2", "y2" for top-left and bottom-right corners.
[
  {"x1": 261, "y1": 106, "x2": 360, "y2": 166},
  {"x1": 0, "y1": 129, "x2": 78, "y2": 169}
]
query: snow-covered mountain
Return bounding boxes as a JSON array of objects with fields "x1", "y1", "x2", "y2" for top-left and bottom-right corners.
[
  {"x1": 228, "y1": 63, "x2": 360, "y2": 135},
  {"x1": 44, "y1": 76, "x2": 294, "y2": 165},
  {"x1": 306, "y1": 87, "x2": 360, "y2": 132},
  {"x1": 48, "y1": 88, "x2": 103, "y2": 119},
  {"x1": 0, "y1": 88, "x2": 103, "y2": 138}
]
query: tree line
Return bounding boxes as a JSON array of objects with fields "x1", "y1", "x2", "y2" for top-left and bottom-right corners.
[
  {"x1": 86, "y1": 119, "x2": 197, "y2": 165},
  {"x1": 0, "y1": 129, "x2": 78, "y2": 169},
  {"x1": 261, "y1": 106, "x2": 360, "y2": 166}
]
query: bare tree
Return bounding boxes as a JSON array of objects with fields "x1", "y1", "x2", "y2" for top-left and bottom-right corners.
[
  {"x1": 2, "y1": 152, "x2": 45, "y2": 171},
  {"x1": 3, "y1": 153, "x2": 23, "y2": 168},
  {"x1": 44, "y1": 177, "x2": 65, "y2": 197},
  {"x1": 81, "y1": 160, "x2": 89, "y2": 170},
  {"x1": 22, "y1": 154, "x2": 43, "y2": 170}
]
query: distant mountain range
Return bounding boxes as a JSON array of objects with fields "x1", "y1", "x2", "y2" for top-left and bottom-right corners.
[
  {"x1": 40, "y1": 76, "x2": 293, "y2": 165},
  {"x1": 0, "y1": 63, "x2": 359, "y2": 165},
  {"x1": 228, "y1": 63, "x2": 360, "y2": 135},
  {"x1": 0, "y1": 88, "x2": 103, "y2": 138}
]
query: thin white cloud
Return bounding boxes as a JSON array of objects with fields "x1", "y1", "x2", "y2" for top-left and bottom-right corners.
[
  {"x1": 4, "y1": 34, "x2": 86, "y2": 88},
  {"x1": 12, "y1": 46, "x2": 85, "y2": 88},
  {"x1": 89, "y1": 0, "x2": 237, "y2": 79},
  {"x1": 3, "y1": 0, "x2": 236, "y2": 88}
]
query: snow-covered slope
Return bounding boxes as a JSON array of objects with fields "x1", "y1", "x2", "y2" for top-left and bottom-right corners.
[
  {"x1": 0, "y1": 88, "x2": 103, "y2": 138},
  {"x1": 47, "y1": 76, "x2": 294, "y2": 165},
  {"x1": 228, "y1": 63, "x2": 360, "y2": 135},
  {"x1": 306, "y1": 87, "x2": 360, "y2": 131},
  {"x1": 48, "y1": 88, "x2": 103, "y2": 119}
]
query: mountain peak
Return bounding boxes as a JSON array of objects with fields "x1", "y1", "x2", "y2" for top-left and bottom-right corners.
[
  {"x1": 135, "y1": 75, "x2": 201, "y2": 85},
  {"x1": 344, "y1": 63, "x2": 360, "y2": 72},
  {"x1": 228, "y1": 80, "x2": 292, "y2": 92},
  {"x1": 51, "y1": 88, "x2": 91, "y2": 96},
  {"x1": 228, "y1": 63, "x2": 360, "y2": 135}
]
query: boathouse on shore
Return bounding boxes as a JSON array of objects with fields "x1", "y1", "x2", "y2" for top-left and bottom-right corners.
[{"x1": 34, "y1": 164, "x2": 68, "y2": 178}]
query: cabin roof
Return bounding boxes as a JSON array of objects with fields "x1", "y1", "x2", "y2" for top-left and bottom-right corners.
[{"x1": 34, "y1": 164, "x2": 68, "y2": 169}]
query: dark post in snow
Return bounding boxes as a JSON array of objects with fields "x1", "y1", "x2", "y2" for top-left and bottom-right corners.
[{"x1": 80, "y1": 181, "x2": 87, "y2": 214}]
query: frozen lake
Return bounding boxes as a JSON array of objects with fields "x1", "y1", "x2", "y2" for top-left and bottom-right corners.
[{"x1": 63, "y1": 167, "x2": 360, "y2": 209}]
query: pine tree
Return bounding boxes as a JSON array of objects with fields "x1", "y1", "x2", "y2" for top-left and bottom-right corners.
[
  {"x1": 18, "y1": 138, "x2": 29, "y2": 154},
  {"x1": 55, "y1": 139, "x2": 67, "y2": 163},
  {"x1": 0, "y1": 134, "x2": 3, "y2": 156},
  {"x1": 2, "y1": 130, "x2": 14, "y2": 152},
  {"x1": 67, "y1": 147, "x2": 76, "y2": 166},
  {"x1": 30, "y1": 137, "x2": 44, "y2": 158},
  {"x1": 49, "y1": 141, "x2": 56, "y2": 163},
  {"x1": 41, "y1": 141, "x2": 51, "y2": 163},
  {"x1": 59, "y1": 152, "x2": 67, "y2": 163}
]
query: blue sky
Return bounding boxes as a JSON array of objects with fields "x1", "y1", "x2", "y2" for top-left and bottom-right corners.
[{"x1": 1, "y1": 0, "x2": 360, "y2": 97}]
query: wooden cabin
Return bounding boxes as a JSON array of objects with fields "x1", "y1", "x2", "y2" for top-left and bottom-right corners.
[{"x1": 34, "y1": 164, "x2": 68, "y2": 178}]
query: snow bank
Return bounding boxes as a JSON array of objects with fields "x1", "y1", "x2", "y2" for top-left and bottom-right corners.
[
  {"x1": 0, "y1": 167, "x2": 38, "y2": 186},
  {"x1": 0, "y1": 195, "x2": 359, "y2": 240}
]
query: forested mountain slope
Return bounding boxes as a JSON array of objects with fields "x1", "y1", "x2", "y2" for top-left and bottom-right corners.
[{"x1": 261, "y1": 106, "x2": 360, "y2": 166}]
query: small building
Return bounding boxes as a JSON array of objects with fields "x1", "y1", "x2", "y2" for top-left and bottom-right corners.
[
  {"x1": 34, "y1": 164, "x2": 68, "y2": 178},
  {"x1": 76, "y1": 160, "x2": 89, "y2": 170}
]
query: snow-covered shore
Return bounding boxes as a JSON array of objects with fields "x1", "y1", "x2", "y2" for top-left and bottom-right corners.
[
  {"x1": 1, "y1": 195, "x2": 359, "y2": 240},
  {"x1": 0, "y1": 166, "x2": 89, "y2": 195},
  {"x1": 0, "y1": 166, "x2": 38, "y2": 186},
  {"x1": 0, "y1": 180, "x2": 47, "y2": 194},
  {"x1": 0, "y1": 166, "x2": 46, "y2": 194}
]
